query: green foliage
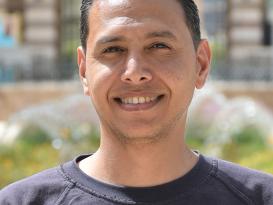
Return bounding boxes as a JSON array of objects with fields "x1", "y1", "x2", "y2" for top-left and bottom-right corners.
[
  {"x1": 186, "y1": 137, "x2": 206, "y2": 153},
  {"x1": 232, "y1": 125, "x2": 265, "y2": 145},
  {"x1": 0, "y1": 124, "x2": 59, "y2": 188},
  {"x1": 220, "y1": 125, "x2": 267, "y2": 162},
  {"x1": 239, "y1": 150, "x2": 273, "y2": 174},
  {"x1": 16, "y1": 125, "x2": 52, "y2": 146},
  {"x1": 187, "y1": 124, "x2": 273, "y2": 174},
  {"x1": 0, "y1": 124, "x2": 100, "y2": 189},
  {"x1": 1, "y1": 121, "x2": 272, "y2": 189},
  {"x1": 0, "y1": 143, "x2": 59, "y2": 188},
  {"x1": 210, "y1": 41, "x2": 227, "y2": 70},
  {"x1": 59, "y1": 126, "x2": 100, "y2": 161}
]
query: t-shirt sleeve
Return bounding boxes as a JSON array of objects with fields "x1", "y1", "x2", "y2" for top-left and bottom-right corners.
[
  {"x1": 0, "y1": 166, "x2": 68, "y2": 205},
  {"x1": 0, "y1": 182, "x2": 27, "y2": 205},
  {"x1": 217, "y1": 158, "x2": 273, "y2": 205}
]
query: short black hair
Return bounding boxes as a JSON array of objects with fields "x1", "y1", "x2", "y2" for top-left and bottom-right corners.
[{"x1": 80, "y1": 0, "x2": 201, "y2": 52}]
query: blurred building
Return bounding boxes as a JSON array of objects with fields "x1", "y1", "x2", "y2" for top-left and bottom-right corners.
[
  {"x1": 0, "y1": 0, "x2": 80, "y2": 82},
  {"x1": 204, "y1": 0, "x2": 273, "y2": 81},
  {"x1": 0, "y1": 0, "x2": 272, "y2": 82},
  {"x1": 228, "y1": 0, "x2": 272, "y2": 55}
]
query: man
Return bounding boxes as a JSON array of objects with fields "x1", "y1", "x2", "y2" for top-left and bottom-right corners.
[{"x1": 1, "y1": 0, "x2": 273, "y2": 204}]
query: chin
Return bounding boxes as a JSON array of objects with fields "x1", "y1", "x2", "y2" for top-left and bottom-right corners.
[
  {"x1": 114, "y1": 127, "x2": 167, "y2": 145},
  {"x1": 106, "y1": 113, "x2": 183, "y2": 144}
]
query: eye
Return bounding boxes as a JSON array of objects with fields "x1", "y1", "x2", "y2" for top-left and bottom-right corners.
[
  {"x1": 150, "y1": 43, "x2": 170, "y2": 49},
  {"x1": 102, "y1": 46, "x2": 125, "y2": 54}
]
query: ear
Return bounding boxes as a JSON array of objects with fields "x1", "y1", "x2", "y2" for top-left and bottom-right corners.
[
  {"x1": 195, "y1": 39, "x2": 211, "y2": 89},
  {"x1": 77, "y1": 46, "x2": 90, "y2": 96}
]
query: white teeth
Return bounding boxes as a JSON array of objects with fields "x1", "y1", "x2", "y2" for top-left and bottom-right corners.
[
  {"x1": 145, "y1": 97, "x2": 151, "y2": 102},
  {"x1": 139, "y1": 97, "x2": 145, "y2": 104},
  {"x1": 120, "y1": 96, "x2": 159, "y2": 104},
  {"x1": 133, "y1": 97, "x2": 138, "y2": 104}
]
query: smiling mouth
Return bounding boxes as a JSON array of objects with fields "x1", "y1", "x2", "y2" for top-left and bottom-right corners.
[{"x1": 114, "y1": 95, "x2": 164, "y2": 111}]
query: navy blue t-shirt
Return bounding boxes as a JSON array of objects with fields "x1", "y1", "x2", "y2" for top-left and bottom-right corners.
[{"x1": 1, "y1": 154, "x2": 273, "y2": 205}]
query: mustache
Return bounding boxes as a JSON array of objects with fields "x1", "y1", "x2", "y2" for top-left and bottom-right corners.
[{"x1": 112, "y1": 85, "x2": 162, "y2": 93}]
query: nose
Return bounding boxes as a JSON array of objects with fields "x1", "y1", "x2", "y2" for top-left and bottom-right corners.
[{"x1": 121, "y1": 55, "x2": 152, "y2": 84}]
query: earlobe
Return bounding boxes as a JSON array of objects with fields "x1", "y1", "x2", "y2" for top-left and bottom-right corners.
[
  {"x1": 77, "y1": 46, "x2": 90, "y2": 96},
  {"x1": 195, "y1": 40, "x2": 211, "y2": 89}
]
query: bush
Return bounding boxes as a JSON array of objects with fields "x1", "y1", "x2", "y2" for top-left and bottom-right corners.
[{"x1": 0, "y1": 124, "x2": 100, "y2": 188}]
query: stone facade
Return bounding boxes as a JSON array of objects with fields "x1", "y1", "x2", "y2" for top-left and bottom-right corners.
[
  {"x1": 227, "y1": 0, "x2": 271, "y2": 59},
  {"x1": 23, "y1": 0, "x2": 59, "y2": 59}
]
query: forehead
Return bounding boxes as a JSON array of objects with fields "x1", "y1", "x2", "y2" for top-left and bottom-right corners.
[
  {"x1": 87, "y1": 0, "x2": 189, "y2": 44},
  {"x1": 91, "y1": 0, "x2": 186, "y2": 26},
  {"x1": 94, "y1": 0, "x2": 184, "y2": 18}
]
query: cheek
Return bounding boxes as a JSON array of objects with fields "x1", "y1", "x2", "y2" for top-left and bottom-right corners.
[
  {"x1": 153, "y1": 54, "x2": 197, "y2": 105},
  {"x1": 154, "y1": 54, "x2": 197, "y2": 84},
  {"x1": 85, "y1": 62, "x2": 115, "y2": 98}
]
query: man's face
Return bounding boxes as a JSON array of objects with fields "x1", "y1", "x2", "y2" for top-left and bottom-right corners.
[{"x1": 78, "y1": 0, "x2": 210, "y2": 143}]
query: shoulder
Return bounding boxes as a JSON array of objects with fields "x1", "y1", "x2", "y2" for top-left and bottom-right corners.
[
  {"x1": 0, "y1": 165, "x2": 72, "y2": 205},
  {"x1": 210, "y1": 156, "x2": 273, "y2": 205}
]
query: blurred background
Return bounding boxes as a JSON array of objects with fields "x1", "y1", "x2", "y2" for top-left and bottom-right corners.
[{"x1": 0, "y1": 0, "x2": 273, "y2": 188}]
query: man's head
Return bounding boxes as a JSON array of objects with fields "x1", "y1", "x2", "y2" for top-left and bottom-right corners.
[
  {"x1": 80, "y1": 0, "x2": 201, "y2": 52},
  {"x1": 77, "y1": 0, "x2": 211, "y2": 144}
]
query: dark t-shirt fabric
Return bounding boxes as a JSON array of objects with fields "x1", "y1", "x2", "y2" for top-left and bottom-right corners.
[{"x1": 1, "y1": 154, "x2": 273, "y2": 205}]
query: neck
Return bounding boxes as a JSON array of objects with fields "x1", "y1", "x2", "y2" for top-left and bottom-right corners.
[{"x1": 79, "y1": 128, "x2": 199, "y2": 187}]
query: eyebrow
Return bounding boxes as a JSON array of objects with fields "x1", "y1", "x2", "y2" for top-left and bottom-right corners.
[
  {"x1": 145, "y1": 31, "x2": 177, "y2": 40},
  {"x1": 96, "y1": 30, "x2": 177, "y2": 45},
  {"x1": 97, "y1": 36, "x2": 126, "y2": 45}
]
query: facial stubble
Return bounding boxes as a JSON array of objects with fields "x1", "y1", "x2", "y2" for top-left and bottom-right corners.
[{"x1": 100, "y1": 108, "x2": 186, "y2": 145}]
